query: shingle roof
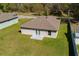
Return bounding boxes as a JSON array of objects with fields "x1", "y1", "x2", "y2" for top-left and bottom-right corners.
[
  {"x1": 0, "y1": 13, "x2": 18, "y2": 23},
  {"x1": 21, "y1": 16, "x2": 60, "y2": 31}
]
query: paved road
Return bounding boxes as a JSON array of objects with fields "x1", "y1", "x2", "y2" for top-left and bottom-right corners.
[{"x1": 18, "y1": 15, "x2": 36, "y2": 19}]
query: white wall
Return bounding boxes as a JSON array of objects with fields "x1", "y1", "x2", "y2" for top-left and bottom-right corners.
[
  {"x1": 21, "y1": 29, "x2": 58, "y2": 38},
  {"x1": 0, "y1": 18, "x2": 18, "y2": 29},
  {"x1": 51, "y1": 31, "x2": 58, "y2": 38},
  {"x1": 75, "y1": 33, "x2": 79, "y2": 37},
  {"x1": 39, "y1": 30, "x2": 58, "y2": 38},
  {"x1": 75, "y1": 38, "x2": 79, "y2": 44},
  {"x1": 21, "y1": 29, "x2": 35, "y2": 35}
]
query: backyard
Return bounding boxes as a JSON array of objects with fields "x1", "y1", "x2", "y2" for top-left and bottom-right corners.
[
  {"x1": 77, "y1": 45, "x2": 79, "y2": 55},
  {"x1": 71, "y1": 23, "x2": 79, "y2": 55},
  {"x1": 0, "y1": 18, "x2": 69, "y2": 56}
]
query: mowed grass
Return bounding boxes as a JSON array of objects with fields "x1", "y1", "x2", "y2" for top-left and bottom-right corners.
[
  {"x1": 0, "y1": 19, "x2": 69, "y2": 56},
  {"x1": 77, "y1": 45, "x2": 79, "y2": 55}
]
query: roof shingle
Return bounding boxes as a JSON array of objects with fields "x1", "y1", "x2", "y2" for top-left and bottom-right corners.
[
  {"x1": 0, "y1": 13, "x2": 18, "y2": 23},
  {"x1": 21, "y1": 16, "x2": 60, "y2": 31}
]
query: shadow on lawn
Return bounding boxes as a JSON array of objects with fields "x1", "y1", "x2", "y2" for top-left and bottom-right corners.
[
  {"x1": 65, "y1": 23, "x2": 75, "y2": 56},
  {"x1": 19, "y1": 30, "x2": 21, "y2": 33}
]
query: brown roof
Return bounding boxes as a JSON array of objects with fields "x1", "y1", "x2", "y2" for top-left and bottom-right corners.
[
  {"x1": 21, "y1": 16, "x2": 60, "y2": 31},
  {"x1": 0, "y1": 13, "x2": 18, "y2": 23}
]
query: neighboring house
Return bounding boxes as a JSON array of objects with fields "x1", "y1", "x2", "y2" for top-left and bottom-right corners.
[
  {"x1": 0, "y1": 13, "x2": 18, "y2": 29},
  {"x1": 75, "y1": 26, "x2": 79, "y2": 44},
  {"x1": 21, "y1": 16, "x2": 60, "y2": 40}
]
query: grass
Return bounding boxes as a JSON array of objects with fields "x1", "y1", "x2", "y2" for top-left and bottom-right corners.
[
  {"x1": 77, "y1": 45, "x2": 79, "y2": 55},
  {"x1": 0, "y1": 19, "x2": 69, "y2": 56}
]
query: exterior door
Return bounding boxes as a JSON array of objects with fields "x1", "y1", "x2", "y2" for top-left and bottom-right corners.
[
  {"x1": 36, "y1": 30, "x2": 40, "y2": 35},
  {"x1": 48, "y1": 31, "x2": 51, "y2": 35}
]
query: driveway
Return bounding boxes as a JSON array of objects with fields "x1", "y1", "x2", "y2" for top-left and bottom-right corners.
[{"x1": 18, "y1": 15, "x2": 36, "y2": 19}]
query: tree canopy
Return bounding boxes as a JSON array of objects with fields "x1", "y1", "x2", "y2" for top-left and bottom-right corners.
[{"x1": 0, "y1": 3, "x2": 79, "y2": 18}]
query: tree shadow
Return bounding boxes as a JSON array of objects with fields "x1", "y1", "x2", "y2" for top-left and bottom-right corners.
[
  {"x1": 65, "y1": 23, "x2": 75, "y2": 56},
  {"x1": 18, "y1": 30, "x2": 21, "y2": 33}
]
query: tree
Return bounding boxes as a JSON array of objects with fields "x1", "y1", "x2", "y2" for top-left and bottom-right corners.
[
  {"x1": 32, "y1": 4, "x2": 44, "y2": 15},
  {"x1": 0, "y1": 3, "x2": 9, "y2": 12},
  {"x1": 0, "y1": 3, "x2": 79, "y2": 18},
  {"x1": 7, "y1": 3, "x2": 18, "y2": 12},
  {"x1": 69, "y1": 4, "x2": 79, "y2": 18},
  {"x1": 42, "y1": 3, "x2": 50, "y2": 16}
]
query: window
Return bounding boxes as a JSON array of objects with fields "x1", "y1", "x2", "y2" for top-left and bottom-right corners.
[{"x1": 48, "y1": 31, "x2": 51, "y2": 35}]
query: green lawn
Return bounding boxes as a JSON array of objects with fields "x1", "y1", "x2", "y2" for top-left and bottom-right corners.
[
  {"x1": 77, "y1": 45, "x2": 79, "y2": 55},
  {"x1": 0, "y1": 19, "x2": 69, "y2": 56}
]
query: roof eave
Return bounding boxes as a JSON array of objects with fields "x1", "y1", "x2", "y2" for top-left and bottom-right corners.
[
  {"x1": 0, "y1": 17, "x2": 18, "y2": 23},
  {"x1": 21, "y1": 27, "x2": 57, "y2": 32}
]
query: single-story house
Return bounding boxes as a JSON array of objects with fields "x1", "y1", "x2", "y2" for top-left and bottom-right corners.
[
  {"x1": 75, "y1": 25, "x2": 79, "y2": 44},
  {"x1": 21, "y1": 16, "x2": 60, "y2": 40},
  {"x1": 0, "y1": 13, "x2": 18, "y2": 29}
]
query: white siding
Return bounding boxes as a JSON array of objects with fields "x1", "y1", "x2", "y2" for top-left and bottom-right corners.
[
  {"x1": 51, "y1": 31, "x2": 58, "y2": 38},
  {"x1": 75, "y1": 33, "x2": 79, "y2": 44},
  {"x1": 75, "y1": 33, "x2": 79, "y2": 37},
  {"x1": 21, "y1": 29, "x2": 35, "y2": 35},
  {"x1": 40, "y1": 31, "x2": 48, "y2": 37},
  {"x1": 75, "y1": 38, "x2": 79, "y2": 44},
  {"x1": 21, "y1": 29, "x2": 58, "y2": 38},
  {"x1": 0, "y1": 18, "x2": 18, "y2": 29},
  {"x1": 39, "y1": 31, "x2": 58, "y2": 38}
]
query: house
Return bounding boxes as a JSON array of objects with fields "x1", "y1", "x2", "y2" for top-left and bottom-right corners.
[
  {"x1": 75, "y1": 25, "x2": 79, "y2": 44},
  {"x1": 21, "y1": 16, "x2": 60, "y2": 40},
  {"x1": 0, "y1": 13, "x2": 18, "y2": 29}
]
